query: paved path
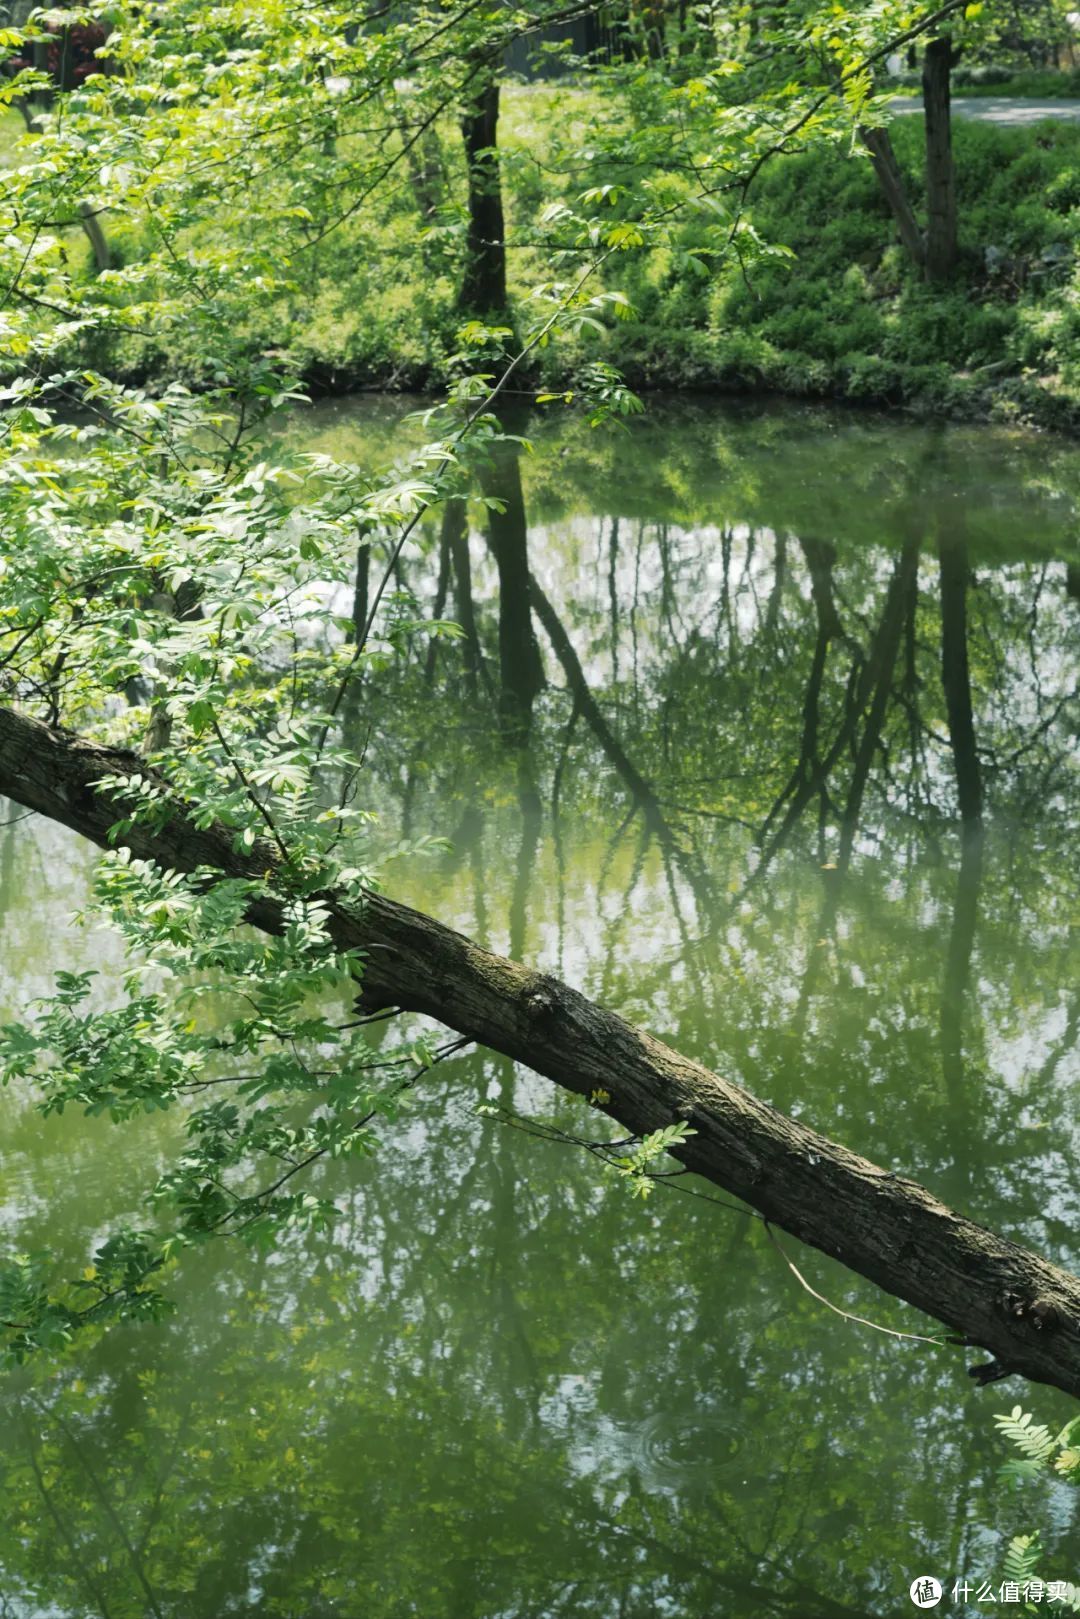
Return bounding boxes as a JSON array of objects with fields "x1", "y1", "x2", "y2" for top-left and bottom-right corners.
[{"x1": 891, "y1": 95, "x2": 1080, "y2": 124}]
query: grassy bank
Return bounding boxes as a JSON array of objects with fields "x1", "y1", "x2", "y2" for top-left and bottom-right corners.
[
  {"x1": 12, "y1": 92, "x2": 1080, "y2": 428},
  {"x1": 886, "y1": 66, "x2": 1080, "y2": 96},
  {"x1": 951, "y1": 67, "x2": 1080, "y2": 96},
  {"x1": 588, "y1": 112, "x2": 1080, "y2": 428}
]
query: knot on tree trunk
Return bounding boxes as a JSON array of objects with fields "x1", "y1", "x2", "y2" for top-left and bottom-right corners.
[{"x1": 522, "y1": 975, "x2": 560, "y2": 1021}]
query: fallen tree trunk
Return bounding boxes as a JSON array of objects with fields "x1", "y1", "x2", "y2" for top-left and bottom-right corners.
[{"x1": 2, "y1": 702, "x2": 1080, "y2": 1397}]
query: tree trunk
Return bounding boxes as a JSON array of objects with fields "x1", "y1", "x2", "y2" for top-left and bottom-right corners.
[
  {"x1": 939, "y1": 535, "x2": 984, "y2": 1137},
  {"x1": 758, "y1": 547, "x2": 912, "y2": 866},
  {"x1": 4, "y1": 703, "x2": 1080, "y2": 1396},
  {"x1": 837, "y1": 540, "x2": 920, "y2": 870},
  {"x1": 860, "y1": 125, "x2": 925, "y2": 270},
  {"x1": 397, "y1": 113, "x2": 443, "y2": 220},
  {"x1": 939, "y1": 538, "x2": 982, "y2": 830},
  {"x1": 444, "y1": 499, "x2": 488, "y2": 694},
  {"x1": 627, "y1": 0, "x2": 666, "y2": 58},
  {"x1": 923, "y1": 37, "x2": 958, "y2": 282},
  {"x1": 458, "y1": 74, "x2": 507, "y2": 315},
  {"x1": 424, "y1": 511, "x2": 453, "y2": 684},
  {"x1": 78, "y1": 202, "x2": 112, "y2": 273},
  {"x1": 529, "y1": 571, "x2": 666, "y2": 834},
  {"x1": 479, "y1": 442, "x2": 545, "y2": 736},
  {"x1": 14, "y1": 87, "x2": 112, "y2": 272},
  {"x1": 347, "y1": 538, "x2": 370, "y2": 645}
]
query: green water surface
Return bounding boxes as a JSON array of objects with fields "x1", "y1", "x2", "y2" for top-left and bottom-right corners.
[{"x1": 1, "y1": 396, "x2": 1079, "y2": 1618}]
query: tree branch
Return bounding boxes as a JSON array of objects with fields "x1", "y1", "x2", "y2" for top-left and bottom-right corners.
[{"x1": 2, "y1": 702, "x2": 1080, "y2": 1397}]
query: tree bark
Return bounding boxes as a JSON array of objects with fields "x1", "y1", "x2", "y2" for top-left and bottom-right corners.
[
  {"x1": 78, "y1": 203, "x2": 112, "y2": 273},
  {"x1": 458, "y1": 74, "x2": 507, "y2": 315},
  {"x1": 923, "y1": 37, "x2": 958, "y2": 282},
  {"x1": 860, "y1": 125, "x2": 926, "y2": 270},
  {"x1": 3, "y1": 702, "x2": 1080, "y2": 1398},
  {"x1": 398, "y1": 113, "x2": 443, "y2": 221},
  {"x1": 630, "y1": 0, "x2": 666, "y2": 58},
  {"x1": 347, "y1": 537, "x2": 370, "y2": 645}
]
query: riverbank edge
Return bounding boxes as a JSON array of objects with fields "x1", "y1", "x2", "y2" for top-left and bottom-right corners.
[
  {"x1": 288, "y1": 352, "x2": 1080, "y2": 436},
  {"x1": 54, "y1": 354, "x2": 1070, "y2": 436}
]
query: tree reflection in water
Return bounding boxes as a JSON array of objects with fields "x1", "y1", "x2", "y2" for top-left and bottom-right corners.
[{"x1": 1, "y1": 398, "x2": 1079, "y2": 1617}]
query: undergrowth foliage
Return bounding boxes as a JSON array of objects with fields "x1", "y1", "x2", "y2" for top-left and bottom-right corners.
[{"x1": 994, "y1": 1407, "x2": 1080, "y2": 1610}]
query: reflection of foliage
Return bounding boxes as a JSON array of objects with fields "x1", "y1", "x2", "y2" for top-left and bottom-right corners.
[
  {"x1": 5, "y1": 392, "x2": 1080, "y2": 1609},
  {"x1": 0, "y1": 1058, "x2": 1026, "y2": 1619}
]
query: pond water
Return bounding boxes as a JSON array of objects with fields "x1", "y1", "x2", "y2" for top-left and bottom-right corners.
[{"x1": 1, "y1": 395, "x2": 1079, "y2": 1617}]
